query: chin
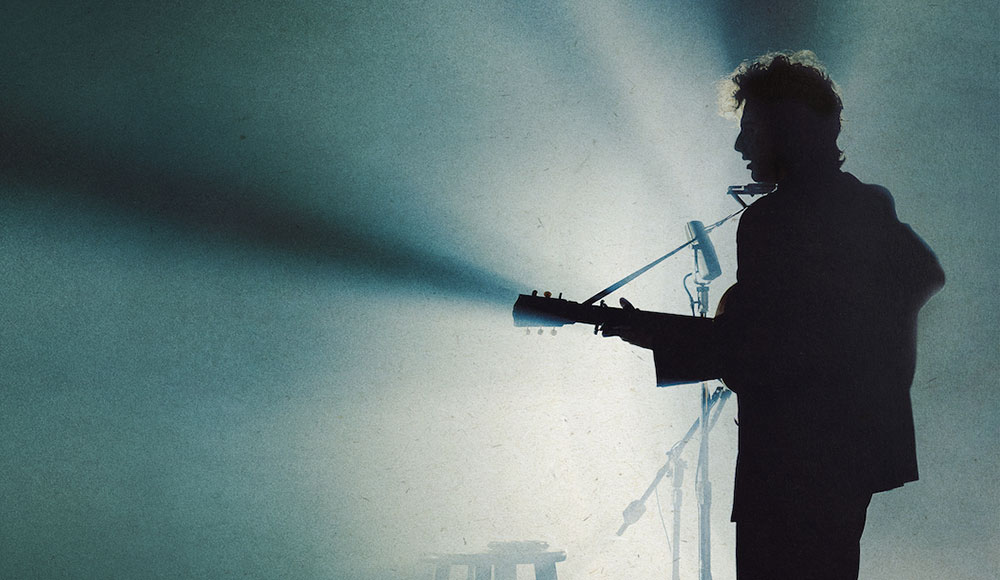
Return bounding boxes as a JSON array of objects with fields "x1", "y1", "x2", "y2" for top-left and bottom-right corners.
[{"x1": 749, "y1": 166, "x2": 779, "y2": 183}]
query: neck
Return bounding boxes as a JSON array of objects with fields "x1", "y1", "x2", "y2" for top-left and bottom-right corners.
[{"x1": 775, "y1": 159, "x2": 841, "y2": 188}]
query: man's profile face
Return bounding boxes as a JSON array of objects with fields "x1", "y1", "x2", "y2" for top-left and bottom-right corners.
[{"x1": 734, "y1": 101, "x2": 782, "y2": 183}]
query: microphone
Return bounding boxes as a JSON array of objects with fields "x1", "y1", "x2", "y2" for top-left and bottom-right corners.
[
  {"x1": 686, "y1": 220, "x2": 722, "y2": 281},
  {"x1": 726, "y1": 183, "x2": 775, "y2": 207}
]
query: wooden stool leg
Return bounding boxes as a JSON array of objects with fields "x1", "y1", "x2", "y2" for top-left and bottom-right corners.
[
  {"x1": 494, "y1": 564, "x2": 516, "y2": 580},
  {"x1": 534, "y1": 562, "x2": 557, "y2": 580}
]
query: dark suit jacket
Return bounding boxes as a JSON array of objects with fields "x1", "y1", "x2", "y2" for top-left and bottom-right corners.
[{"x1": 656, "y1": 171, "x2": 944, "y2": 520}]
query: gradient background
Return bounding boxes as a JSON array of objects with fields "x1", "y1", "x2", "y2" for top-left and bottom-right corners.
[{"x1": 1, "y1": 1, "x2": 996, "y2": 579}]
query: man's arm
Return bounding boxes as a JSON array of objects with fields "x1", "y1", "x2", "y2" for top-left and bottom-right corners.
[{"x1": 602, "y1": 298, "x2": 724, "y2": 387}]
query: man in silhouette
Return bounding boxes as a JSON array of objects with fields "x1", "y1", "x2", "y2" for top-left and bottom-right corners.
[{"x1": 608, "y1": 51, "x2": 944, "y2": 579}]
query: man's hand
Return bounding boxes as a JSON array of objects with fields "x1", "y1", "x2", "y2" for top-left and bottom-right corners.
[{"x1": 600, "y1": 298, "x2": 661, "y2": 350}]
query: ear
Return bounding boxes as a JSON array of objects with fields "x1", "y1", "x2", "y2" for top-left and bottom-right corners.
[{"x1": 780, "y1": 101, "x2": 829, "y2": 149}]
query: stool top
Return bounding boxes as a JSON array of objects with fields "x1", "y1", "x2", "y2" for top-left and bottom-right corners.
[{"x1": 422, "y1": 550, "x2": 566, "y2": 566}]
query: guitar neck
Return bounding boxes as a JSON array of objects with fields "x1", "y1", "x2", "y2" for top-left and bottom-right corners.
[
  {"x1": 512, "y1": 292, "x2": 722, "y2": 386},
  {"x1": 512, "y1": 293, "x2": 707, "y2": 328}
]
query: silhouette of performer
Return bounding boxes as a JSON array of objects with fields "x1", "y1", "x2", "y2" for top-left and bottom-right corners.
[{"x1": 608, "y1": 51, "x2": 944, "y2": 579}]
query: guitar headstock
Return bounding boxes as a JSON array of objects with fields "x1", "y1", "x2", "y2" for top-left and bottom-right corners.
[{"x1": 512, "y1": 291, "x2": 573, "y2": 328}]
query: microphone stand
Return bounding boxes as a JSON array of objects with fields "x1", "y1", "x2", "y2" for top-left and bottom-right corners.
[
  {"x1": 618, "y1": 247, "x2": 727, "y2": 580},
  {"x1": 616, "y1": 386, "x2": 731, "y2": 579},
  {"x1": 690, "y1": 252, "x2": 719, "y2": 580},
  {"x1": 601, "y1": 186, "x2": 760, "y2": 577},
  {"x1": 697, "y1": 376, "x2": 714, "y2": 580}
]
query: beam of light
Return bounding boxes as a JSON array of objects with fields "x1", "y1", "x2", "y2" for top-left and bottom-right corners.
[
  {"x1": 563, "y1": 1, "x2": 740, "y2": 200},
  {"x1": 0, "y1": 2, "x2": 750, "y2": 579},
  {"x1": 553, "y1": 0, "x2": 748, "y2": 315},
  {"x1": 532, "y1": 4, "x2": 742, "y2": 577},
  {"x1": 297, "y1": 0, "x2": 751, "y2": 311},
  {"x1": 297, "y1": 2, "x2": 744, "y2": 578}
]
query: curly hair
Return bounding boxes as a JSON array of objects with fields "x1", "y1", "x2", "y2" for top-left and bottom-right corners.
[{"x1": 720, "y1": 50, "x2": 845, "y2": 166}]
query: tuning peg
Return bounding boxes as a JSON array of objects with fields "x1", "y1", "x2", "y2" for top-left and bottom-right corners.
[
  {"x1": 550, "y1": 329, "x2": 557, "y2": 336},
  {"x1": 544, "y1": 291, "x2": 552, "y2": 298}
]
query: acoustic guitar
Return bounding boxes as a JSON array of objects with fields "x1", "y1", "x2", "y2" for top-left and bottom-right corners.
[{"x1": 512, "y1": 291, "x2": 723, "y2": 386}]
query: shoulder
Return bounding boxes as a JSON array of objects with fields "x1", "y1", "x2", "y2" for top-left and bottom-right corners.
[
  {"x1": 838, "y1": 173, "x2": 897, "y2": 218},
  {"x1": 843, "y1": 175, "x2": 945, "y2": 296}
]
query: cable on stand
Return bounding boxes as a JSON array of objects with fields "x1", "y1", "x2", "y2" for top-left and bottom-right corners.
[{"x1": 616, "y1": 386, "x2": 731, "y2": 580}]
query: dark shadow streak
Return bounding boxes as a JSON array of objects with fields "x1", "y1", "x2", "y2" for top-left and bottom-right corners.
[
  {"x1": 709, "y1": 0, "x2": 827, "y2": 68},
  {"x1": 0, "y1": 113, "x2": 520, "y2": 306}
]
